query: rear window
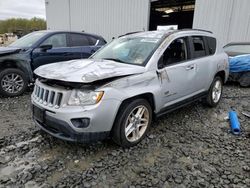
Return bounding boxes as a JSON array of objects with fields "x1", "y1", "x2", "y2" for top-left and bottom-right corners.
[
  {"x1": 87, "y1": 36, "x2": 98, "y2": 46},
  {"x1": 69, "y1": 33, "x2": 89, "y2": 47},
  {"x1": 206, "y1": 37, "x2": 216, "y2": 55}
]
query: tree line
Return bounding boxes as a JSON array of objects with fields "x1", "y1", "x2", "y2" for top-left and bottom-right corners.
[{"x1": 0, "y1": 17, "x2": 46, "y2": 35}]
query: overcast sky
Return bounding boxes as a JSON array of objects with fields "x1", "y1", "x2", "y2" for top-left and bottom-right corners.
[{"x1": 0, "y1": 0, "x2": 46, "y2": 20}]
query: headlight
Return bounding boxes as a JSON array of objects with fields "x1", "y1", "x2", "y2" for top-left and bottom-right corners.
[{"x1": 68, "y1": 90, "x2": 104, "y2": 106}]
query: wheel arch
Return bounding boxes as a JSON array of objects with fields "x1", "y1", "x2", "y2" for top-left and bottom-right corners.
[
  {"x1": 111, "y1": 92, "x2": 156, "y2": 131},
  {"x1": 0, "y1": 60, "x2": 19, "y2": 70},
  {"x1": 215, "y1": 70, "x2": 226, "y2": 83},
  {"x1": 0, "y1": 60, "x2": 31, "y2": 81},
  {"x1": 119, "y1": 93, "x2": 156, "y2": 113}
]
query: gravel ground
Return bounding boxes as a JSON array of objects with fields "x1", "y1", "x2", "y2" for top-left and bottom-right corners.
[{"x1": 0, "y1": 84, "x2": 249, "y2": 188}]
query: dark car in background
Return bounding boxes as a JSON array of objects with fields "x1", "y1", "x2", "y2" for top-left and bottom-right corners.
[
  {"x1": 224, "y1": 42, "x2": 250, "y2": 87},
  {"x1": 0, "y1": 30, "x2": 106, "y2": 97}
]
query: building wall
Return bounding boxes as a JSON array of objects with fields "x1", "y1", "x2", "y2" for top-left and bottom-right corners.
[
  {"x1": 45, "y1": 0, "x2": 71, "y2": 30},
  {"x1": 46, "y1": 0, "x2": 150, "y2": 41},
  {"x1": 193, "y1": 0, "x2": 250, "y2": 46}
]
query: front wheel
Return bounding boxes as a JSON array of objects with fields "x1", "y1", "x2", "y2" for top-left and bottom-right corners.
[
  {"x1": 0, "y1": 68, "x2": 28, "y2": 97},
  {"x1": 239, "y1": 72, "x2": 250, "y2": 87},
  {"x1": 112, "y1": 99, "x2": 152, "y2": 147},
  {"x1": 205, "y1": 76, "x2": 223, "y2": 107}
]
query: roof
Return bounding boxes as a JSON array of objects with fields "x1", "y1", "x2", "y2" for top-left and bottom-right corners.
[
  {"x1": 32, "y1": 30, "x2": 104, "y2": 39},
  {"x1": 120, "y1": 29, "x2": 214, "y2": 39},
  {"x1": 224, "y1": 42, "x2": 250, "y2": 47}
]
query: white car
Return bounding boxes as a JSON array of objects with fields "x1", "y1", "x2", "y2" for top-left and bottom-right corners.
[{"x1": 32, "y1": 29, "x2": 229, "y2": 147}]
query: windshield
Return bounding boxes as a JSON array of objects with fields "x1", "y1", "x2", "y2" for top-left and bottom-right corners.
[
  {"x1": 92, "y1": 37, "x2": 160, "y2": 65},
  {"x1": 9, "y1": 32, "x2": 47, "y2": 48},
  {"x1": 224, "y1": 44, "x2": 250, "y2": 55}
]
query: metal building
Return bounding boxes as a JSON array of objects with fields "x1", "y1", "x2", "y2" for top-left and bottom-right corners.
[
  {"x1": 45, "y1": 0, "x2": 250, "y2": 45},
  {"x1": 45, "y1": 0, "x2": 150, "y2": 41},
  {"x1": 193, "y1": 0, "x2": 250, "y2": 46}
]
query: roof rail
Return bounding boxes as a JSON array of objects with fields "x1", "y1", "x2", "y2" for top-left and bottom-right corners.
[
  {"x1": 118, "y1": 31, "x2": 143, "y2": 38},
  {"x1": 191, "y1": 28, "x2": 213, "y2": 34},
  {"x1": 180, "y1": 28, "x2": 213, "y2": 34}
]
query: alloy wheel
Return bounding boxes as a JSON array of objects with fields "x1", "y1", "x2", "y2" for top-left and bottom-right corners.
[
  {"x1": 1, "y1": 73, "x2": 24, "y2": 94},
  {"x1": 212, "y1": 80, "x2": 222, "y2": 103},
  {"x1": 125, "y1": 105, "x2": 149, "y2": 142}
]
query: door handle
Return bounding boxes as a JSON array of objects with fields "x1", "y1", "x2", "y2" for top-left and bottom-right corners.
[{"x1": 186, "y1": 65, "x2": 195, "y2": 70}]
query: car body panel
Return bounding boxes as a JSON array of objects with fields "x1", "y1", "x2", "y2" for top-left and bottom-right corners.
[
  {"x1": 34, "y1": 59, "x2": 146, "y2": 83},
  {"x1": 229, "y1": 54, "x2": 250, "y2": 72},
  {"x1": 0, "y1": 47, "x2": 22, "y2": 55},
  {"x1": 223, "y1": 42, "x2": 250, "y2": 86}
]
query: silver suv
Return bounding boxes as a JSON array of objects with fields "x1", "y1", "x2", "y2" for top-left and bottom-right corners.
[{"x1": 32, "y1": 30, "x2": 229, "y2": 147}]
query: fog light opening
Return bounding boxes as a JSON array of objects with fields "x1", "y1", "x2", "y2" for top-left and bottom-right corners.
[{"x1": 71, "y1": 118, "x2": 90, "y2": 128}]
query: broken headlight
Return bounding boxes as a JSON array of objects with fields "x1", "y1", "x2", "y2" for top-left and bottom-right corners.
[{"x1": 68, "y1": 90, "x2": 104, "y2": 106}]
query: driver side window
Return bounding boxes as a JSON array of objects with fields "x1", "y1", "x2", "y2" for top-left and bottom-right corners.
[
  {"x1": 41, "y1": 34, "x2": 67, "y2": 48},
  {"x1": 159, "y1": 37, "x2": 188, "y2": 68}
]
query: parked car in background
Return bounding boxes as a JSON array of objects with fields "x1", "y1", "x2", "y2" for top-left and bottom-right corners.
[
  {"x1": 224, "y1": 42, "x2": 250, "y2": 87},
  {"x1": 0, "y1": 30, "x2": 106, "y2": 97},
  {"x1": 32, "y1": 30, "x2": 229, "y2": 147}
]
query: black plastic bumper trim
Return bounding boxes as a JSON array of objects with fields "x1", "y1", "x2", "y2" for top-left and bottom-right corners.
[{"x1": 33, "y1": 113, "x2": 109, "y2": 143}]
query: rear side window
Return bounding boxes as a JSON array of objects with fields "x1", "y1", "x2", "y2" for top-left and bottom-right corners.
[
  {"x1": 69, "y1": 33, "x2": 89, "y2": 47},
  {"x1": 206, "y1": 37, "x2": 216, "y2": 55},
  {"x1": 192, "y1": 36, "x2": 206, "y2": 58},
  {"x1": 98, "y1": 39, "x2": 107, "y2": 45},
  {"x1": 87, "y1": 36, "x2": 107, "y2": 46},
  {"x1": 87, "y1": 36, "x2": 98, "y2": 46}
]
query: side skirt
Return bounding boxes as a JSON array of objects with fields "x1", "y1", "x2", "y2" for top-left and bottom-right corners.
[{"x1": 155, "y1": 91, "x2": 208, "y2": 118}]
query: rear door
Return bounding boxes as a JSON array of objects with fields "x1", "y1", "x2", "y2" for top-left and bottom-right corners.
[
  {"x1": 68, "y1": 33, "x2": 101, "y2": 59},
  {"x1": 189, "y1": 36, "x2": 215, "y2": 92}
]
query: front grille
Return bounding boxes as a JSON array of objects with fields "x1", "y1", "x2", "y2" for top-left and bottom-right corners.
[{"x1": 33, "y1": 83, "x2": 64, "y2": 108}]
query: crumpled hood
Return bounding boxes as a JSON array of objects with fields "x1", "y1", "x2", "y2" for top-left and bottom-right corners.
[
  {"x1": 34, "y1": 59, "x2": 146, "y2": 83},
  {"x1": 0, "y1": 47, "x2": 21, "y2": 55}
]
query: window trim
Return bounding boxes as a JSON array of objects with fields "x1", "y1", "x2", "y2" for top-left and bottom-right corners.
[
  {"x1": 157, "y1": 36, "x2": 191, "y2": 69},
  {"x1": 38, "y1": 32, "x2": 69, "y2": 49},
  {"x1": 188, "y1": 35, "x2": 218, "y2": 60}
]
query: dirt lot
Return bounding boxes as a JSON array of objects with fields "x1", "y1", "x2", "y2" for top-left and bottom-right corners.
[{"x1": 0, "y1": 85, "x2": 249, "y2": 188}]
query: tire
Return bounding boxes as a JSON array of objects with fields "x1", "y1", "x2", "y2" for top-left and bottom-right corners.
[
  {"x1": 112, "y1": 99, "x2": 152, "y2": 147},
  {"x1": 205, "y1": 76, "x2": 223, "y2": 107},
  {"x1": 239, "y1": 72, "x2": 250, "y2": 87},
  {"x1": 0, "y1": 68, "x2": 28, "y2": 97}
]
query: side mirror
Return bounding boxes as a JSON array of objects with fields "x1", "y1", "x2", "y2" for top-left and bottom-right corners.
[
  {"x1": 158, "y1": 56, "x2": 165, "y2": 69},
  {"x1": 40, "y1": 44, "x2": 52, "y2": 52}
]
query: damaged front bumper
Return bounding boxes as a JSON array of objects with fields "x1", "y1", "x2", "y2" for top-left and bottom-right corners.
[
  {"x1": 31, "y1": 79, "x2": 121, "y2": 143},
  {"x1": 33, "y1": 112, "x2": 110, "y2": 143}
]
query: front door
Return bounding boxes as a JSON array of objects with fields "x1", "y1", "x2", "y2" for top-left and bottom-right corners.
[
  {"x1": 157, "y1": 37, "x2": 197, "y2": 108},
  {"x1": 31, "y1": 33, "x2": 71, "y2": 70}
]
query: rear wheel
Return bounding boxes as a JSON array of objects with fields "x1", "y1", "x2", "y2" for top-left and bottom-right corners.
[
  {"x1": 205, "y1": 76, "x2": 223, "y2": 107},
  {"x1": 0, "y1": 68, "x2": 28, "y2": 97},
  {"x1": 112, "y1": 99, "x2": 152, "y2": 147}
]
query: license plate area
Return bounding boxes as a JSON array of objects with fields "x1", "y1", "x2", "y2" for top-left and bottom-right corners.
[{"x1": 33, "y1": 105, "x2": 45, "y2": 123}]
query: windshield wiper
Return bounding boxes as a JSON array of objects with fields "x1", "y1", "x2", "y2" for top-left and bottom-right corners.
[{"x1": 102, "y1": 58, "x2": 128, "y2": 64}]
